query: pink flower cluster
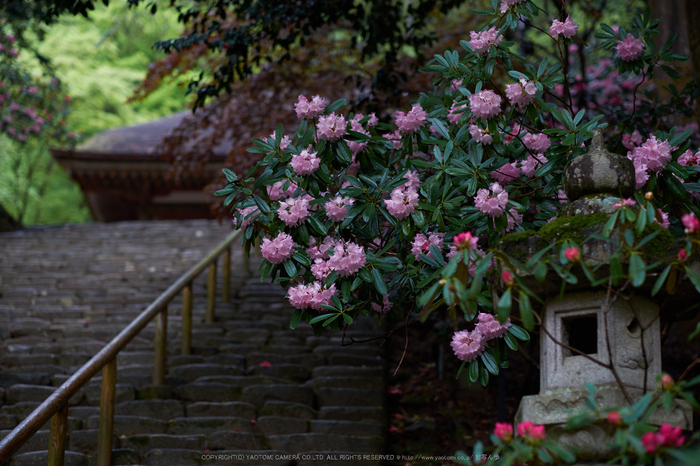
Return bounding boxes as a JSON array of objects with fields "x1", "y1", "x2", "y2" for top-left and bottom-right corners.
[
  {"x1": 469, "y1": 124, "x2": 492, "y2": 145},
  {"x1": 682, "y1": 213, "x2": 700, "y2": 235},
  {"x1": 499, "y1": 0, "x2": 525, "y2": 13},
  {"x1": 641, "y1": 424, "x2": 685, "y2": 453},
  {"x1": 410, "y1": 232, "x2": 444, "y2": 260},
  {"x1": 505, "y1": 207, "x2": 523, "y2": 232},
  {"x1": 549, "y1": 15, "x2": 579, "y2": 39},
  {"x1": 450, "y1": 312, "x2": 511, "y2": 362},
  {"x1": 469, "y1": 90, "x2": 502, "y2": 120},
  {"x1": 232, "y1": 206, "x2": 260, "y2": 229},
  {"x1": 288, "y1": 282, "x2": 337, "y2": 310},
  {"x1": 295, "y1": 94, "x2": 327, "y2": 119},
  {"x1": 474, "y1": 182, "x2": 509, "y2": 217},
  {"x1": 522, "y1": 133, "x2": 551, "y2": 153},
  {"x1": 317, "y1": 113, "x2": 348, "y2": 141},
  {"x1": 521, "y1": 154, "x2": 548, "y2": 177},
  {"x1": 371, "y1": 294, "x2": 393, "y2": 314},
  {"x1": 517, "y1": 421, "x2": 546, "y2": 442},
  {"x1": 324, "y1": 195, "x2": 354, "y2": 222},
  {"x1": 615, "y1": 34, "x2": 644, "y2": 62},
  {"x1": 505, "y1": 78, "x2": 537, "y2": 108},
  {"x1": 491, "y1": 162, "x2": 520, "y2": 183},
  {"x1": 268, "y1": 132, "x2": 291, "y2": 151},
  {"x1": 278, "y1": 196, "x2": 311, "y2": 227},
  {"x1": 327, "y1": 240, "x2": 367, "y2": 277},
  {"x1": 395, "y1": 103, "x2": 428, "y2": 134},
  {"x1": 627, "y1": 135, "x2": 673, "y2": 188},
  {"x1": 261, "y1": 232, "x2": 295, "y2": 264},
  {"x1": 468, "y1": 27, "x2": 503, "y2": 56},
  {"x1": 493, "y1": 422, "x2": 513, "y2": 441},
  {"x1": 385, "y1": 183, "x2": 419, "y2": 220},
  {"x1": 267, "y1": 180, "x2": 298, "y2": 200},
  {"x1": 290, "y1": 148, "x2": 320, "y2": 175},
  {"x1": 346, "y1": 115, "x2": 374, "y2": 154},
  {"x1": 622, "y1": 130, "x2": 643, "y2": 150},
  {"x1": 678, "y1": 149, "x2": 700, "y2": 166}
]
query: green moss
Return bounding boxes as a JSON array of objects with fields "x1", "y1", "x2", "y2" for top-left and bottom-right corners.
[
  {"x1": 537, "y1": 213, "x2": 609, "y2": 243},
  {"x1": 639, "y1": 222, "x2": 676, "y2": 260}
]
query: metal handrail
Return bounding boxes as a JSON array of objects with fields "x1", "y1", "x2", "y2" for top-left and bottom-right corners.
[{"x1": 0, "y1": 228, "x2": 245, "y2": 465}]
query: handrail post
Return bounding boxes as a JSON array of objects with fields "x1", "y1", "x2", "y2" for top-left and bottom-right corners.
[
  {"x1": 222, "y1": 247, "x2": 231, "y2": 303},
  {"x1": 153, "y1": 306, "x2": 168, "y2": 386},
  {"x1": 97, "y1": 358, "x2": 116, "y2": 466},
  {"x1": 181, "y1": 283, "x2": 193, "y2": 355},
  {"x1": 47, "y1": 403, "x2": 68, "y2": 466},
  {"x1": 206, "y1": 261, "x2": 217, "y2": 323}
]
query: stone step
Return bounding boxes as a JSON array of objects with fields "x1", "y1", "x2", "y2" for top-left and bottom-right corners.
[
  {"x1": 185, "y1": 401, "x2": 256, "y2": 418},
  {"x1": 167, "y1": 416, "x2": 254, "y2": 435},
  {"x1": 267, "y1": 433, "x2": 383, "y2": 454},
  {"x1": 85, "y1": 415, "x2": 169, "y2": 436},
  {"x1": 115, "y1": 400, "x2": 185, "y2": 420},
  {"x1": 8, "y1": 450, "x2": 90, "y2": 466}
]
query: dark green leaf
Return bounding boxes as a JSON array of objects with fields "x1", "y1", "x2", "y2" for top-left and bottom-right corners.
[
  {"x1": 518, "y1": 291, "x2": 534, "y2": 331},
  {"x1": 372, "y1": 268, "x2": 388, "y2": 295},
  {"x1": 629, "y1": 254, "x2": 646, "y2": 287},
  {"x1": 651, "y1": 265, "x2": 671, "y2": 296},
  {"x1": 481, "y1": 351, "x2": 499, "y2": 375},
  {"x1": 508, "y1": 324, "x2": 530, "y2": 342},
  {"x1": 290, "y1": 309, "x2": 302, "y2": 329}
]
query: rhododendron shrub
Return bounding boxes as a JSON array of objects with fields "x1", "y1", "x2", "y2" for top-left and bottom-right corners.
[{"x1": 217, "y1": 1, "x2": 700, "y2": 389}]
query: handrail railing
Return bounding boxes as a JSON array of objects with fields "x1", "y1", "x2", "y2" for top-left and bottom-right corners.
[{"x1": 0, "y1": 228, "x2": 245, "y2": 465}]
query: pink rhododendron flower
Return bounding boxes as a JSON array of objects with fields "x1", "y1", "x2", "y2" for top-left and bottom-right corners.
[
  {"x1": 371, "y1": 294, "x2": 393, "y2": 314},
  {"x1": 385, "y1": 185, "x2": 419, "y2": 220},
  {"x1": 630, "y1": 158, "x2": 650, "y2": 189},
  {"x1": 474, "y1": 182, "x2": 509, "y2": 217},
  {"x1": 678, "y1": 249, "x2": 688, "y2": 262},
  {"x1": 549, "y1": 15, "x2": 579, "y2": 39},
  {"x1": 288, "y1": 282, "x2": 337, "y2": 310},
  {"x1": 627, "y1": 135, "x2": 672, "y2": 172},
  {"x1": 682, "y1": 213, "x2": 700, "y2": 234},
  {"x1": 505, "y1": 207, "x2": 523, "y2": 232},
  {"x1": 660, "y1": 374, "x2": 674, "y2": 390},
  {"x1": 327, "y1": 240, "x2": 366, "y2": 277},
  {"x1": 232, "y1": 206, "x2": 260, "y2": 230},
  {"x1": 622, "y1": 130, "x2": 643, "y2": 150},
  {"x1": 654, "y1": 210, "x2": 670, "y2": 229},
  {"x1": 469, "y1": 90, "x2": 502, "y2": 120},
  {"x1": 410, "y1": 232, "x2": 444, "y2": 260},
  {"x1": 295, "y1": 94, "x2": 327, "y2": 119},
  {"x1": 311, "y1": 258, "x2": 333, "y2": 280},
  {"x1": 324, "y1": 196, "x2": 354, "y2": 222},
  {"x1": 494, "y1": 422, "x2": 513, "y2": 441},
  {"x1": 658, "y1": 423, "x2": 685, "y2": 447},
  {"x1": 505, "y1": 78, "x2": 537, "y2": 108},
  {"x1": 290, "y1": 148, "x2": 321, "y2": 175},
  {"x1": 450, "y1": 79, "x2": 463, "y2": 92},
  {"x1": 499, "y1": 0, "x2": 525, "y2": 13},
  {"x1": 450, "y1": 329, "x2": 485, "y2": 362},
  {"x1": 613, "y1": 198, "x2": 636, "y2": 209},
  {"x1": 522, "y1": 133, "x2": 551, "y2": 153},
  {"x1": 642, "y1": 431, "x2": 662, "y2": 453},
  {"x1": 385, "y1": 130, "x2": 403, "y2": 150},
  {"x1": 468, "y1": 27, "x2": 503, "y2": 56},
  {"x1": 277, "y1": 196, "x2": 311, "y2": 227},
  {"x1": 454, "y1": 232, "x2": 478, "y2": 250},
  {"x1": 346, "y1": 118, "x2": 370, "y2": 154},
  {"x1": 267, "y1": 180, "x2": 298, "y2": 200},
  {"x1": 269, "y1": 132, "x2": 291, "y2": 151},
  {"x1": 259, "y1": 360, "x2": 271, "y2": 367},
  {"x1": 469, "y1": 124, "x2": 493, "y2": 145},
  {"x1": 490, "y1": 162, "x2": 520, "y2": 183},
  {"x1": 306, "y1": 236, "x2": 336, "y2": 261},
  {"x1": 316, "y1": 113, "x2": 348, "y2": 141},
  {"x1": 447, "y1": 102, "x2": 467, "y2": 124},
  {"x1": 261, "y1": 232, "x2": 295, "y2": 264},
  {"x1": 520, "y1": 154, "x2": 548, "y2": 178},
  {"x1": 615, "y1": 34, "x2": 644, "y2": 62},
  {"x1": 403, "y1": 171, "x2": 421, "y2": 190},
  {"x1": 395, "y1": 103, "x2": 428, "y2": 134},
  {"x1": 517, "y1": 421, "x2": 546, "y2": 442},
  {"x1": 476, "y1": 313, "x2": 511, "y2": 340},
  {"x1": 678, "y1": 149, "x2": 700, "y2": 166}
]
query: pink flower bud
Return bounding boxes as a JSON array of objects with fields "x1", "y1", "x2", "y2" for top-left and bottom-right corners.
[
  {"x1": 678, "y1": 249, "x2": 688, "y2": 262},
  {"x1": 606, "y1": 410, "x2": 622, "y2": 426},
  {"x1": 564, "y1": 247, "x2": 580, "y2": 263},
  {"x1": 682, "y1": 213, "x2": 700, "y2": 235},
  {"x1": 501, "y1": 271, "x2": 514, "y2": 287},
  {"x1": 494, "y1": 422, "x2": 513, "y2": 441},
  {"x1": 660, "y1": 374, "x2": 674, "y2": 391},
  {"x1": 517, "y1": 420, "x2": 546, "y2": 442},
  {"x1": 454, "y1": 232, "x2": 477, "y2": 250}
]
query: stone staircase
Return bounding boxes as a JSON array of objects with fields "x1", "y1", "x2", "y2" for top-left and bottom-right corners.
[{"x1": 0, "y1": 221, "x2": 387, "y2": 465}]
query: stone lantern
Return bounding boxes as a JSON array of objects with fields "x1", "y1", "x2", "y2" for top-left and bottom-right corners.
[{"x1": 502, "y1": 129, "x2": 692, "y2": 459}]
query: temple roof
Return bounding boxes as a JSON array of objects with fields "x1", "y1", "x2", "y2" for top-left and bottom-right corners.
[{"x1": 52, "y1": 112, "x2": 229, "y2": 161}]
